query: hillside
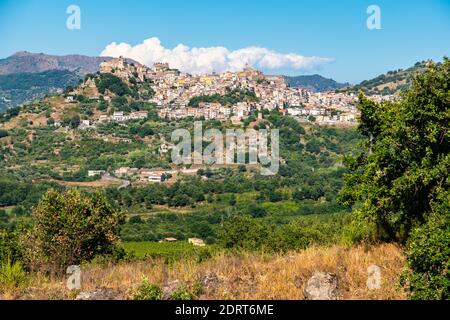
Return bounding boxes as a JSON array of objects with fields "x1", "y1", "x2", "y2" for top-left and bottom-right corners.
[
  {"x1": 0, "y1": 70, "x2": 81, "y2": 111},
  {"x1": 342, "y1": 61, "x2": 430, "y2": 95},
  {"x1": 0, "y1": 62, "x2": 363, "y2": 245},
  {"x1": 284, "y1": 74, "x2": 349, "y2": 92}
]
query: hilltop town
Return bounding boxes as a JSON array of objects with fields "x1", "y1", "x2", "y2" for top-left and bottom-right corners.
[
  {"x1": 66, "y1": 56, "x2": 372, "y2": 126},
  {"x1": 0, "y1": 55, "x2": 402, "y2": 188}
]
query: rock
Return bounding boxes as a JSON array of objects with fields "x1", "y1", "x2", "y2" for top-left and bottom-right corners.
[
  {"x1": 304, "y1": 272, "x2": 339, "y2": 300},
  {"x1": 75, "y1": 288, "x2": 121, "y2": 300},
  {"x1": 201, "y1": 272, "x2": 220, "y2": 292},
  {"x1": 162, "y1": 280, "x2": 181, "y2": 300}
]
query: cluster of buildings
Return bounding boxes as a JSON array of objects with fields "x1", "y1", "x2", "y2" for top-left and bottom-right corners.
[
  {"x1": 285, "y1": 92, "x2": 360, "y2": 123},
  {"x1": 99, "y1": 110, "x2": 149, "y2": 123},
  {"x1": 157, "y1": 102, "x2": 255, "y2": 121},
  {"x1": 95, "y1": 57, "x2": 361, "y2": 124},
  {"x1": 76, "y1": 111, "x2": 149, "y2": 130},
  {"x1": 64, "y1": 56, "x2": 403, "y2": 128},
  {"x1": 114, "y1": 166, "x2": 198, "y2": 183}
]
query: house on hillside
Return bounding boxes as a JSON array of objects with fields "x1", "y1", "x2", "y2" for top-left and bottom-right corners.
[
  {"x1": 188, "y1": 238, "x2": 206, "y2": 247},
  {"x1": 65, "y1": 96, "x2": 74, "y2": 103},
  {"x1": 112, "y1": 111, "x2": 125, "y2": 122},
  {"x1": 79, "y1": 120, "x2": 95, "y2": 130},
  {"x1": 148, "y1": 172, "x2": 165, "y2": 183},
  {"x1": 87, "y1": 170, "x2": 105, "y2": 177},
  {"x1": 129, "y1": 111, "x2": 148, "y2": 120}
]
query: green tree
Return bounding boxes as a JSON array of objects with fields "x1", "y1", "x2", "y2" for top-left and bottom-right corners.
[
  {"x1": 339, "y1": 58, "x2": 450, "y2": 242},
  {"x1": 404, "y1": 191, "x2": 450, "y2": 300},
  {"x1": 339, "y1": 58, "x2": 450, "y2": 299},
  {"x1": 95, "y1": 73, "x2": 131, "y2": 96},
  {"x1": 24, "y1": 189, "x2": 125, "y2": 273},
  {"x1": 217, "y1": 215, "x2": 271, "y2": 250}
]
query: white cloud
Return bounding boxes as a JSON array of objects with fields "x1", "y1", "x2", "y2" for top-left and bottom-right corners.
[{"x1": 100, "y1": 37, "x2": 333, "y2": 75}]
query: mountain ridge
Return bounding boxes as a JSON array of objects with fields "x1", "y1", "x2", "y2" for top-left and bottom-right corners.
[
  {"x1": 284, "y1": 74, "x2": 349, "y2": 92},
  {"x1": 0, "y1": 51, "x2": 112, "y2": 76},
  {"x1": 339, "y1": 60, "x2": 431, "y2": 95}
]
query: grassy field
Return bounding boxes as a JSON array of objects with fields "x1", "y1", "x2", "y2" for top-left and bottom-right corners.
[{"x1": 2, "y1": 243, "x2": 408, "y2": 300}]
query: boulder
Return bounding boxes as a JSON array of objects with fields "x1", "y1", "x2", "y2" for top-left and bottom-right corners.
[
  {"x1": 304, "y1": 272, "x2": 339, "y2": 300},
  {"x1": 201, "y1": 272, "x2": 220, "y2": 292},
  {"x1": 162, "y1": 280, "x2": 182, "y2": 300}
]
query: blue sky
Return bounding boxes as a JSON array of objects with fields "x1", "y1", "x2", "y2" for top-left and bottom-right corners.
[{"x1": 0, "y1": 0, "x2": 449, "y2": 83}]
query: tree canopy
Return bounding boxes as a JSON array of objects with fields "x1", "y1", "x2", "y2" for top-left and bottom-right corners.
[
  {"x1": 339, "y1": 58, "x2": 449, "y2": 299},
  {"x1": 340, "y1": 58, "x2": 449, "y2": 242}
]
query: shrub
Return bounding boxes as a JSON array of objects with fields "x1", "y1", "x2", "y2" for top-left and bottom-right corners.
[
  {"x1": 0, "y1": 130, "x2": 8, "y2": 138},
  {"x1": 0, "y1": 259, "x2": 28, "y2": 291},
  {"x1": 23, "y1": 189, "x2": 125, "y2": 274},
  {"x1": 217, "y1": 215, "x2": 271, "y2": 250},
  {"x1": 133, "y1": 277, "x2": 162, "y2": 300},
  {"x1": 0, "y1": 230, "x2": 23, "y2": 263},
  {"x1": 171, "y1": 285, "x2": 195, "y2": 300},
  {"x1": 46, "y1": 117, "x2": 55, "y2": 126},
  {"x1": 404, "y1": 192, "x2": 450, "y2": 300},
  {"x1": 128, "y1": 216, "x2": 143, "y2": 224},
  {"x1": 95, "y1": 74, "x2": 131, "y2": 96},
  {"x1": 195, "y1": 247, "x2": 213, "y2": 263},
  {"x1": 340, "y1": 214, "x2": 378, "y2": 246}
]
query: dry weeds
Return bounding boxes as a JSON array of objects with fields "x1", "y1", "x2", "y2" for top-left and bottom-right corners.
[{"x1": 1, "y1": 243, "x2": 408, "y2": 300}]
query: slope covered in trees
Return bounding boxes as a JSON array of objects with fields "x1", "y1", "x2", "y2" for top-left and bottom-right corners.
[
  {"x1": 0, "y1": 70, "x2": 81, "y2": 111},
  {"x1": 284, "y1": 74, "x2": 349, "y2": 92},
  {"x1": 342, "y1": 61, "x2": 430, "y2": 95}
]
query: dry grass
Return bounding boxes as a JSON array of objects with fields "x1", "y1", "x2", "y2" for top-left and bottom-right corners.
[{"x1": 2, "y1": 243, "x2": 408, "y2": 300}]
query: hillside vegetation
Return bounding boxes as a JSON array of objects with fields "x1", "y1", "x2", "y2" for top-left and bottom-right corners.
[
  {"x1": 284, "y1": 74, "x2": 349, "y2": 92},
  {"x1": 341, "y1": 61, "x2": 430, "y2": 95},
  {"x1": 0, "y1": 70, "x2": 81, "y2": 111}
]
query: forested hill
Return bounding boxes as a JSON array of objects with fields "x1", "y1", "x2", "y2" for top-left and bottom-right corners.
[
  {"x1": 284, "y1": 74, "x2": 349, "y2": 92},
  {"x1": 341, "y1": 61, "x2": 430, "y2": 95},
  {"x1": 0, "y1": 70, "x2": 81, "y2": 111}
]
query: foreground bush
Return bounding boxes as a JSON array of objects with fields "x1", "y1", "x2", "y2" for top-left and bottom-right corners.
[
  {"x1": 0, "y1": 230, "x2": 23, "y2": 263},
  {"x1": 23, "y1": 189, "x2": 125, "y2": 274},
  {"x1": 133, "y1": 277, "x2": 162, "y2": 300},
  {"x1": 404, "y1": 192, "x2": 450, "y2": 300},
  {"x1": 217, "y1": 213, "x2": 349, "y2": 252},
  {"x1": 340, "y1": 58, "x2": 450, "y2": 298},
  {"x1": 0, "y1": 259, "x2": 28, "y2": 291}
]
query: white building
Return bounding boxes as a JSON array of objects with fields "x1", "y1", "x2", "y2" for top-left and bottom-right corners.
[
  {"x1": 88, "y1": 170, "x2": 105, "y2": 177},
  {"x1": 112, "y1": 111, "x2": 125, "y2": 122},
  {"x1": 148, "y1": 173, "x2": 164, "y2": 183}
]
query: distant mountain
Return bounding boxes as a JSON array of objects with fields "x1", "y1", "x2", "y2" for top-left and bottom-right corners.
[
  {"x1": 0, "y1": 51, "x2": 111, "y2": 76},
  {"x1": 284, "y1": 74, "x2": 349, "y2": 92},
  {"x1": 341, "y1": 61, "x2": 430, "y2": 95},
  {"x1": 0, "y1": 70, "x2": 81, "y2": 111},
  {"x1": 0, "y1": 52, "x2": 118, "y2": 112}
]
